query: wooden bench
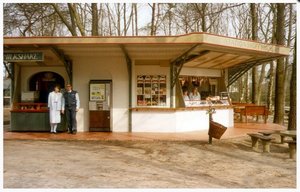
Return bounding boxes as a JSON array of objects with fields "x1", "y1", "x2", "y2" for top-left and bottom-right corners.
[
  {"x1": 247, "y1": 133, "x2": 274, "y2": 153},
  {"x1": 240, "y1": 106, "x2": 269, "y2": 123},
  {"x1": 233, "y1": 103, "x2": 256, "y2": 120},
  {"x1": 284, "y1": 140, "x2": 296, "y2": 159}
]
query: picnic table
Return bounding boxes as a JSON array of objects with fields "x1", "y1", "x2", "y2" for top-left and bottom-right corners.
[
  {"x1": 258, "y1": 130, "x2": 296, "y2": 143},
  {"x1": 279, "y1": 130, "x2": 296, "y2": 159},
  {"x1": 251, "y1": 130, "x2": 297, "y2": 159},
  {"x1": 279, "y1": 130, "x2": 296, "y2": 140}
]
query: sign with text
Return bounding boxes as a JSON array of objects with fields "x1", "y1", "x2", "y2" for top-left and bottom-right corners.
[
  {"x1": 90, "y1": 83, "x2": 106, "y2": 101},
  {"x1": 4, "y1": 52, "x2": 44, "y2": 62}
]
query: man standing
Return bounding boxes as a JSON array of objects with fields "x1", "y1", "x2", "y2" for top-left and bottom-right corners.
[{"x1": 62, "y1": 84, "x2": 80, "y2": 134}]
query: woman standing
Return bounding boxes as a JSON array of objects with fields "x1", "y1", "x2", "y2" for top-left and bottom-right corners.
[
  {"x1": 189, "y1": 87, "x2": 201, "y2": 101},
  {"x1": 48, "y1": 85, "x2": 63, "y2": 133}
]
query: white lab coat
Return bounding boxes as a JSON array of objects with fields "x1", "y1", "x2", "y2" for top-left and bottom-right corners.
[{"x1": 48, "y1": 91, "x2": 63, "y2": 124}]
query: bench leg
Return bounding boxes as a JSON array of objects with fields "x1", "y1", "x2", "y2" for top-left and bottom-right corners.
[
  {"x1": 280, "y1": 135, "x2": 285, "y2": 144},
  {"x1": 288, "y1": 143, "x2": 296, "y2": 159},
  {"x1": 250, "y1": 137, "x2": 259, "y2": 150},
  {"x1": 261, "y1": 140, "x2": 271, "y2": 153}
]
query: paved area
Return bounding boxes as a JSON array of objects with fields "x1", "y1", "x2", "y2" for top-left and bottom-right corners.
[{"x1": 4, "y1": 122, "x2": 286, "y2": 141}]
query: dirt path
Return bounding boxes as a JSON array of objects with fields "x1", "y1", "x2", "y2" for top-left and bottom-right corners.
[{"x1": 4, "y1": 137, "x2": 296, "y2": 188}]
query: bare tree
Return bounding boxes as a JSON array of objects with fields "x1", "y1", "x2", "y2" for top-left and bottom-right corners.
[
  {"x1": 266, "y1": 4, "x2": 277, "y2": 112},
  {"x1": 91, "y1": 3, "x2": 98, "y2": 36},
  {"x1": 134, "y1": 4, "x2": 138, "y2": 36},
  {"x1": 150, "y1": 3, "x2": 156, "y2": 35},
  {"x1": 288, "y1": 38, "x2": 296, "y2": 130},
  {"x1": 256, "y1": 4, "x2": 273, "y2": 105},
  {"x1": 117, "y1": 3, "x2": 121, "y2": 35},
  {"x1": 250, "y1": 3, "x2": 258, "y2": 104},
  {"x1": 283, "y1": 4, "x2": 295, "y2": 107},
  {"x1": 51, "y1": 4, "x2": 77, "y2": 36},
  {"x1": 273, "y1": 3, "x2": 286, "y2": 125}
]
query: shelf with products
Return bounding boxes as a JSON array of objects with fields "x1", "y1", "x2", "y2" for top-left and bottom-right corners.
[
  {"x1": 136, "y1": 75, "x2": 167, "y2": 106},
  {"x1": 11, "y1": 103, "x2": 48, "y2": 112}
]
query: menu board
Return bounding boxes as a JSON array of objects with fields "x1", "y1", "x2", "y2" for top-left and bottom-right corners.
[{"x1": 136, "y1": 75, "x2": 167, "y2": 106}]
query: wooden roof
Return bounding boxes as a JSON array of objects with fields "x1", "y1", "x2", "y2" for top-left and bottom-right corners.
[{"x1": 4, "y1": 33, "x2": 290, "y2": 68}]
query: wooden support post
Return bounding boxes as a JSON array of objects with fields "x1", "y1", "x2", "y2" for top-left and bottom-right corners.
[{"x1": 208, "y1": 136, "x2": 212, "y2": 144}]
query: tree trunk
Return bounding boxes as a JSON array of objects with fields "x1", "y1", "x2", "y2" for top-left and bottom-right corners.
[
  {"x1": 68, "y1": 3, "x2": 85, "y2": 36},
  {"x1": 123, "y1": 3, "x2": 126, "y2": 36},
  {"x1": 131, "y1": 4, "x2": 134, "y2": 36},
  {"x1": 117, "y1": 3, "x2": 121, "y2": 36},
  {"x1": 106, "y1": 4, "x2": 112, "y2": 35},
  {"x1": 267, "y1": 61, "x2": 275, "y2": 111},
  {"x1": 238, "y1": 77, "x2": 242, "y2": 102},
  {"x1": 267, "y1": 4, "x2": 277, "y2": 113},
  {"x1": 257, "y1": 64, "x2": 266, "y2": 105},
  {"x1": 134, "y1": 4, "x2": 138, "y2": 36},
  {"x1": 245, "y1": 72, "x2": 249, "y2": 102},
  {"x1": 250, "y1": 3, "x2": 258, "y2": 104},
  {"x1": 168, "y1": 4, "x2": 172, "y2": 35},
  {"x1": 150, "y1": 3, "x2": 156, "y2": 35},
  {"x1": 201, "y1": 3, "x2": 207, "y2": 32},
  {"x1": 288, "y1": 38, "x2": 296, "y2": 130},
  {"x1": 283, "y1": 4, "x2": 293, "y2": 112},
  {"x1": 99, "y1": 4, "x2": 103, "y2": 36},
  {"x1": 273, "y1": 3, "x2": 285, "y2": 125},
  {"x1": 91, "y1": 3, "x2": 98, "y2": 36}
]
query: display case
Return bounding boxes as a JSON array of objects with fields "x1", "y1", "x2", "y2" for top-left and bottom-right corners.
[
  {"x1": 136, "y1": 75, "x2": 167, "y2": 106},
  {"x1": 21, "y1": 91, "x2": 39, "y2": 102},
  {"x1": 89, "y1": 80, "x2": 112, "y2": 132},
  {"x1": 10, "y1": 103, "x2": 66, "y2": 132}
]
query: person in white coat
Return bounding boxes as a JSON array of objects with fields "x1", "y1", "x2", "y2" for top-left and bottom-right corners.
[{"x1": 48, "y1": 85, "x2": 63, "y2": 133}]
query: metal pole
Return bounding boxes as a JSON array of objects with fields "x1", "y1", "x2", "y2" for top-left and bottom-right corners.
[
  {"x1": 128, "y1": 60, "x2": 132, "y2": 132},
  {"x1": 10, "y1": 63, "x2": 15, "y2": 106},
  {"x1": 208, "y1": 113, "x2": 212, "y2": 144},
  {"x1": 170, "y1": 63, "x2": 174, "y2": 108}
]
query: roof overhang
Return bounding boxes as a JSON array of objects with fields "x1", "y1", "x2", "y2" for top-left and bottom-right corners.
[{"x1": 3, "y1": 33, "x2": 290, "y2": 69}]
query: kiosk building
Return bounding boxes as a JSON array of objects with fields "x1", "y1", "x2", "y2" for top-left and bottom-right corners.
[{"x1": 3, "y1": 33, "x2": 290, "y2": 132}]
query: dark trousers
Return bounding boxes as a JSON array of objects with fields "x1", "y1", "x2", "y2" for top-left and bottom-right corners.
[{"x1": 65, "y1": 106, "x2": 77, "y2": 132}]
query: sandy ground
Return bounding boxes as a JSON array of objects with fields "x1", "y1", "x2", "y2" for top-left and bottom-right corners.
[{"x1": 4, "y1": 137, "x2": 296, "y2": 188}]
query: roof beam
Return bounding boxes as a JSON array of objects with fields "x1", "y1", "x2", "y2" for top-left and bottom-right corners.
[
  {"x1": 227, "y1": 55, "x2": 286, "y2": 86},
  {"x1": 3, "y1": 62, "x2": 13, "y2": 79},
  {"x1": 170, "y1": 44, "x2": 205, "y2": 88},
  {"x1": 51, "y1": 46, "x2": 72, "y2": 83}
]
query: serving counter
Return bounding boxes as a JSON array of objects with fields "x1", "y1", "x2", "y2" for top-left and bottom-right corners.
[
  {"x1": 131, "y1": 105, "x2": 234, "y2": 132},
  {"x1": 10, "y1": 103, "x2": 66, "y2": 132}
]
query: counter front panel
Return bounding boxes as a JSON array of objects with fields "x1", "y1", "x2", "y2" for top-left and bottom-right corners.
[
  {"x1": 131, "y1": 106, "x2": 234, "y2": 132},
  {"x1": 10, "y1": 103, "x2": 66, "y2": 132}
]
